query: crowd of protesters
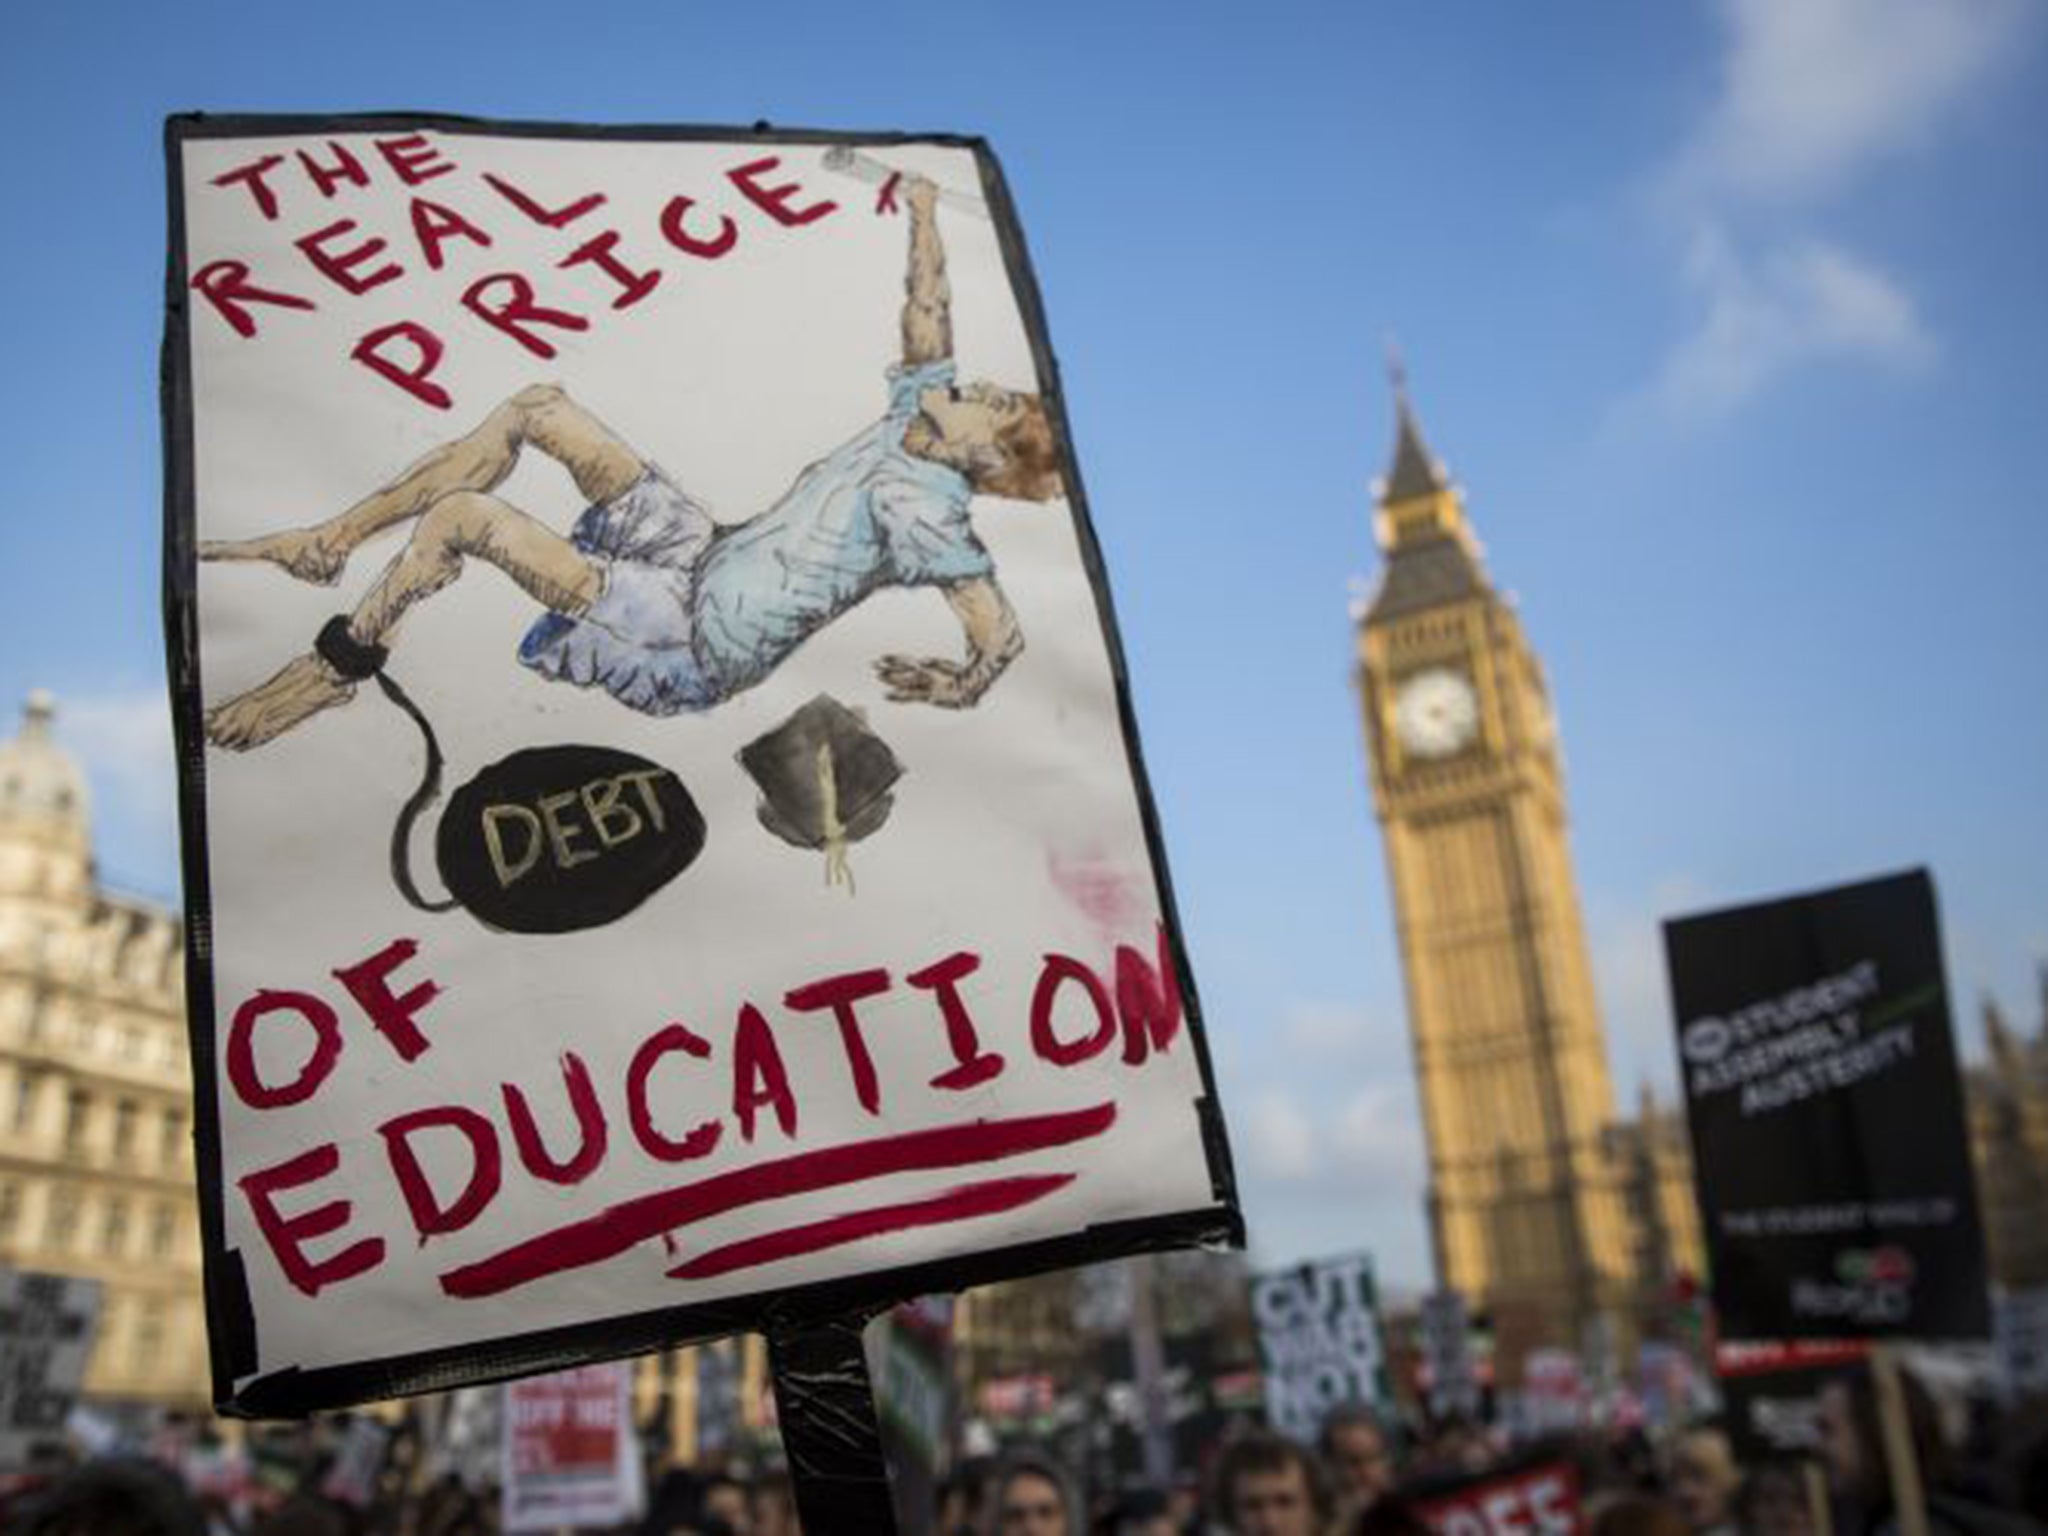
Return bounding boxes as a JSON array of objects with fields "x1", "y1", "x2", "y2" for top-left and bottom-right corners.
[{"x1": 7, "y1": 1359, "x2": 2048, "y2": 1536}]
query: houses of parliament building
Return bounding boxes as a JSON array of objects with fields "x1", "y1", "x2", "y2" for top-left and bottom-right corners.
[{"x1": 1352, "y1": 379, "x2": 2048, "y2": 1372}]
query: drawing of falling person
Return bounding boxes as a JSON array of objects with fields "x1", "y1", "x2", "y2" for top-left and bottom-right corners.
[{"x1": 202, "y1": 175, "x2": 1064, "y2": 751}]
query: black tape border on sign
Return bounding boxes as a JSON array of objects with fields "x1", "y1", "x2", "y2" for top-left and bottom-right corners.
[
  {"x1": 230, "y1": 1207, "x2": 1239, "y2": 1418},
  {"x1": 162, "y1": 111, "x2": 1245, "y2": 1420}
]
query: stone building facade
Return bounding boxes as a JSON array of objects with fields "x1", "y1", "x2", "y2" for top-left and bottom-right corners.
[
  {"x1": 0, "y1": 694, "x2": 208, "y2": 1411},
  {"x1": 1967, "y1": 987, "x2": 2048, "y2": 1291}
]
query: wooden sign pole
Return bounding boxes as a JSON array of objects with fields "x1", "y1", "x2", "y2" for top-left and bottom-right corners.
[
  {"x1": 1802, "y1": 1458, "x2": 1835, "y2": 1536},
  {"x1": 768, "y1": 1314, "x2": 902, "y2": 1536},
  {"x1": 1871, "y1": 1346, "x2": 1930, "y2": 1536}
]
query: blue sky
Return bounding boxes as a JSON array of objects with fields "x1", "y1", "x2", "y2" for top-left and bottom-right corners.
[{"x1": 3, "y1": 1, "x2": 2044, "y2": 1290}]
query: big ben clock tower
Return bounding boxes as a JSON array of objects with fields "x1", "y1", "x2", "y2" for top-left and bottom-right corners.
[{"x1": 1355, "y1": 373, "x2": 1631, "y2": 1363}]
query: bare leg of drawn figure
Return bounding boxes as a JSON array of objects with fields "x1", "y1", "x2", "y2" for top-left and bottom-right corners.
[{"x1": 202, "y1": 385, "x2": 644, "y2": 750}]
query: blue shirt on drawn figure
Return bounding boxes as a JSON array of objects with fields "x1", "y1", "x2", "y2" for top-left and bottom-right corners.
[{"x1": 519, "y1": 360, "x2": 991, "y2": 715}]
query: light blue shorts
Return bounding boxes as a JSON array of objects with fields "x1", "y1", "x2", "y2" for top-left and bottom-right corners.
[{"x1": 517, "y1": 471, "x2": 727, "y2": 715}]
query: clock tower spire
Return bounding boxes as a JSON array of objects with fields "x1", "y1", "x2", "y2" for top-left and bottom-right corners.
[
  {"x1": 1375, "y1": 346, "x2": 1473, "y2": 557},
  {"x1": 1354, "y1": 368, "x2": 1630, "y2": 1367}
]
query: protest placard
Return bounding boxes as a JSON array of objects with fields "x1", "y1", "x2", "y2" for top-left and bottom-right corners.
[
  {"x1": 1664, "y1": 870, "x2": 1989, "y2": 1341},
  {"x1": 1997, "y1": 1287, "x2": 2048, "y2": 1401},
  {"x1": 164, "y1": 115, "x2": 1241, "y2": 1420},
  {"x1": 1714, "y1": 1339, "x2": 1868, "y2": 1462},
  {"x1": 0, "y1": 1272, "x2": 102, "y2": 1469},
  {"x1": 502, "y1": 1362, "x2": 640, "y2": 1533},
  {"x1": 692, "y1": 1337, "x2": 743, "y2": 1459},
  {"x1": 1517, "y1": 1348, "x2": 1587, "y2": 1436},
  {"x1": 1251, "y1": 1253, "x2": 1388, "y2": 1441},
  {"x1": 1633, "y1": 1340, "x2": 1703, "y2": 1431},
  {"x1": 1421, "y1": 1289, "x2": 1481, "y2": 1418},
  {"x1": 1412, "y1": 1458, "x2": 1583, "y2": 1536},
  {"x1": 321, "y1": 1415, "x2": 391, "y2": 1509},
  {"x1": 870, "y1": 1297, "x2": 954, "y2": 1530}
]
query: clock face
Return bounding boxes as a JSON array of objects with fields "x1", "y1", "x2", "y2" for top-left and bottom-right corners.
[{"x1": 1393, "y1": 668, "x2": 1479, "y2": 758}]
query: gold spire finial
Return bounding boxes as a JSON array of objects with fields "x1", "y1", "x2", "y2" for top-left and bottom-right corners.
[{"x1": 1380, "y1": 343, "x2": 1446, "y2": 506}]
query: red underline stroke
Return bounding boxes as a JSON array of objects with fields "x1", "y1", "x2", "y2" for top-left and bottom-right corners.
[
  {"x1": 664, "y1": 1172, "x2": 1076, "y2": 1281},
  {"x1": 438, "y1": 1101, "x2": 1117, "y2": 1298}
]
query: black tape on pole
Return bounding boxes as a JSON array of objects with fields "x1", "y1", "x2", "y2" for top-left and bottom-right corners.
[{"x1": 768, "y1": 1314, "x2": 901, "y2": 1536}]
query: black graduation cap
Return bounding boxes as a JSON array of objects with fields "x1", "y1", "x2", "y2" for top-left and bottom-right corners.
[{"x1": 737, "y1": 696, "x2": 903, "y2": 884}]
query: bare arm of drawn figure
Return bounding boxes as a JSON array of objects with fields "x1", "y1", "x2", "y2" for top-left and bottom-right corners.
[
  {"x1": 197, "y1": 384, "x2": 645, "y2": 586},
  {"x1": 900, "y1": 176, "x2": 952, "y2": 367},
  {"x1": 875, "y1": 576, "x2": 1023, "y2": 709}
]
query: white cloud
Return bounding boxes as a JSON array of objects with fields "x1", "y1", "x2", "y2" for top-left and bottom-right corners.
[
  {"x1": 57, "y1": 688, "x2": 179, "y2": 852},
  {"x1": 1669, "y1": 0, "x2": 2031, "y2": 208},
  {"x1": 1587, "y1": 875, "x2": 1718, "y2": 1097},
  {"x1": 1652, "y1": 225, "x2": 1933, "y2": 420},
  {"x1": 1242, "y1": 1087, "x2": 1318, "y2": 1181},
  {"x1": 1235, "y1": 1079, "x2": 1433, "y2": 1281},
  {"x1": 1631, "y1": 0, "x2": 2033, "y2": 425},
  {"x1": 1331, "y1": 1083, "x2": 1426, "y2": 1187},
  {"x1": 1281, "y1": 1000, "x2": 1377, "y2": 1059},
  {"x1": 1236, "y1": 1078, "x2": 1426, "y2": 1190}
]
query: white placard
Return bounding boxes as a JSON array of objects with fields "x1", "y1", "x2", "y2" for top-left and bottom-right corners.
[
  {"x1": 167, "y1": 117, "x2": 1237, "y2": 1414},
  {"x1": 1251, "y1": 1253, "x2": 1387, "y2": 1442},
  {"x1": 0, "y1": 1272, "x2": 102, "y2": 1469},
  {"x1": 1997, "y1": 1286, "x2": 2048, "y2": 1399},
  {"x1": 502, "y1": 1363, "x2": 639, "y2": 1533}
]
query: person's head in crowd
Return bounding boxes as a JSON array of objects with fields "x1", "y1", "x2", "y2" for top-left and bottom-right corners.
[
  {"x1": 1738, "y1": 1461, "x2": 1816, "y2": 1536},
  {"x1": 1424, "y1": 1416, "x2": 1495, "y2": 1479},
  {"x1": 639, "y1": 1467, "x2": 711, "y2": 1536},
  {"x1": 1095, "y1": 1487, "x2": 1175, "y2": 1536},
  {"x1": 249, "y1": 1497, "x2": 350, "y2": 1536},
  {"x1": 1590, "y1": 1495, "x2": 1691, "y2": 1536},
  {"x1": 1609, "y1": 1429, "x2": 1661, "y2": 1496},
  {"x1": 22, "y1": 1440, "x2": 76, "y2": 1481},
  {"x1": 1321, "y1": 1404, "x2": 1398, "y2": 1515},
  {"x1": 246, "y1": 1431, "x2": 306, "y2": 1521},
  {"x1": 996, "y1": 1451, "x2": 1079, "y2": 1536},
  {"x1": 1214, "y1": 1432, "x2": 1331, "y2": 1536},
  {"x1": 699, "y1": 1473, "x2": 751, "y2": 1536},
  {"x1": 938, "y1": 1457, "x2": 996, "y2": 1536},
  {"x1": 1667, "y1": 1427, "x2": 1740, "y2": 1535},
  {"x1": 2016, "y1": 1430, "x2": 2048, "y2": 1531},
  {"x1": 1353, "y1": 1494, "x2": 1437, "y2": 1536},
  {"x1": 750, "y1": 1471, "x2": 800, "y2": 1536},
  {"x1": 6, "y1": 1458, "x2": 206, "y2": 1536}
]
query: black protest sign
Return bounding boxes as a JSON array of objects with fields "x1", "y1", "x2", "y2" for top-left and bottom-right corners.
[
  {"x1": 165, "y1": 114, "x2": 1241, "y2": 1420},
  {"x1": 1421, "y1": 1289, "x2": 1482, "y2": 1418},
  {"x1": 1714, "y1": 1340, "x2": 1867, "y2": 1464},
  {"x1": 1664, "y1": 869, "x2": 1989, "y2": 1341}
]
